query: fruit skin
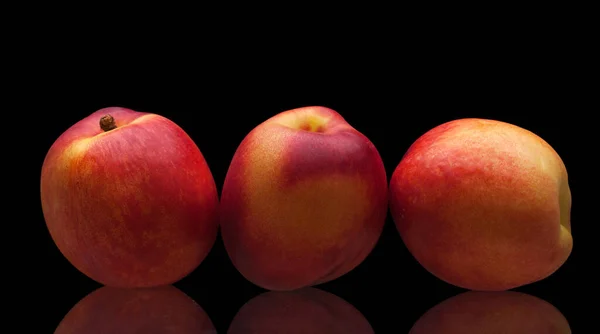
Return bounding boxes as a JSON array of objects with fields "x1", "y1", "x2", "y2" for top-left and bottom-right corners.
[
  {"x1": 220, "y1": 106, "x2": 388, "y2": 291},
  {"x1": 55, "y1": 285, "x2": 216, "y2": 333},
  {"x1": 390, "y1": 118, "x2": 572, "y2": 291},
  {"x1": 228, "y1": 287, "x2": 374, "y2": 334},
  {"x1": 41, "y1": 107, "x2": 219, "y2": 288},
  {"x1": 409, "y1": 291, "x2": 571, "y2": 333}
]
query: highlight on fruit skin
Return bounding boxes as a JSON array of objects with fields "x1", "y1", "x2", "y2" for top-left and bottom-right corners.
[
  {"x1": 54, "y1": 285, "x2": 217, "y2": 333},
  {"x1": 389, "y1": 118, "x2": 572, "y2": 291},
  {"x1": 219, "y1": 106, "x2": 389, "y2": 291},
  {"x1": 41, "y1": 106, "x2": 219, "y2": 288},
  {"x1": 228, "y1": 287, "x2": 374, "y2": 334},
  {"x1": 409, "y1": 291, "x2": 571, "y2": 334}
]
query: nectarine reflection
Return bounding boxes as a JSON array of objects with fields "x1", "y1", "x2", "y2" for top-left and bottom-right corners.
[
  {"x1": 55, "y1": 285, "x2": 216, "y2": 333},
  {"x1": 227, "y1": 287, "x2": 374, "y2": 334},
  {"x1": 409, "y1": 290, "x2": 571, "y2": 333}
]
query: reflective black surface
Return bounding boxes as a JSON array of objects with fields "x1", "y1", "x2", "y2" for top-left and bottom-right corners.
[
  {"x1": 28, "y1": 39, "x2": 588, "y2": 332},
  {"x1": 39, "y1": 225, "x2": 580, "y2": 333},
  {"x1": 52, "y1": 283, "x2": 571, "y2": 333}
]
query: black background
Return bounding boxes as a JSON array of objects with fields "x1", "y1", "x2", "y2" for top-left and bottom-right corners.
[{"x1": 23, "y1": 21, "x2": 591, "y2": 333}]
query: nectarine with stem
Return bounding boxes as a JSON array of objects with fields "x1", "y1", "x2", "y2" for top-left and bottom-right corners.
[{"x1": 41, "y1": 107, "x2": 219, "y2": 288}]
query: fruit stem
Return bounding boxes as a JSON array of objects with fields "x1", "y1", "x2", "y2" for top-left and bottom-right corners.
[{"x1": 100, "y1": 114, "x2": 117, "y2": 132}]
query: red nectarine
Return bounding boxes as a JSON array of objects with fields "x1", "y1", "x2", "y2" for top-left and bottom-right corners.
[{"x1": 41, "y1": 107, "x2": 219, "y2": 287}]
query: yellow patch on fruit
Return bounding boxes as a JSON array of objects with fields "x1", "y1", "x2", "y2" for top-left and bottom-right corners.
[
  {"x1": 247, "y1": 175, "x2": 370, "y2": 256},
  {"x1": 274, "y1": 111, "x2": 332, "y2": 133},
  {"x1": 240, "y1": 128, "x2": 370, "y2": 257},
  {"x1": 62, "y1": 138, "x2": 91, "y2": 165}
]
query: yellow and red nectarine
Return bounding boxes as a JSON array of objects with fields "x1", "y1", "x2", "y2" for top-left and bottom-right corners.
[
  {"x1": 390, "y1": 118, "x2": 572, "y2": 291},
  {"x1": 220, "y1": 106, "x2": 388, "y2": 291}
]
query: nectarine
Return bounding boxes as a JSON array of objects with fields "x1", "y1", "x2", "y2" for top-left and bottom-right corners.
[
  {"x1": 220, "y1": 106, "x2": 388, "y2": 290},
  {"x1": 390, "y1": 118, "x2": 572, "y2": 291},
  {"x1": 41, "y1": 107, "x2": 219, "y2": 287}
]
